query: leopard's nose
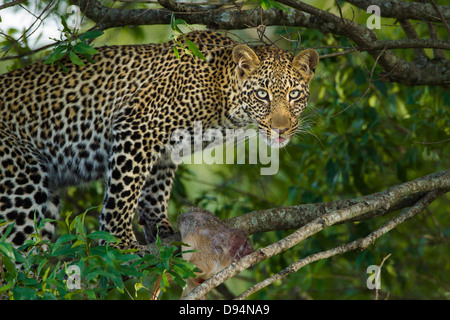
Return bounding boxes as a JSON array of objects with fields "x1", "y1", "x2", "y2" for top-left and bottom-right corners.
[
  {"x1": 270, "y1": 108, "x2": 290, "y2": 134},
  {"x1": 271, "y1": 123, "x2": 290, "y2": 135}
]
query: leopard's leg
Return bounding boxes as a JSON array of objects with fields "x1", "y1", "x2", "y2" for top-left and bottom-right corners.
[
  {"x1": 98, "y1": 122, "x2": 165, "y2": 251},
  {"x1": 137, "y1": 155, "x2": 178, "y2": 244},
  {"x1": 99, "y1": 155, "x2": 147, "y2": 250},
  {"x1": 0, "y1": 131, "x2": 60, "y2": 248}
]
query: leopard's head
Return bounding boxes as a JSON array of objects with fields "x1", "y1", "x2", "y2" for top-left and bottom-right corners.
[{"x1": 228, "y1": 44, "x2": 319, "y2": 148}]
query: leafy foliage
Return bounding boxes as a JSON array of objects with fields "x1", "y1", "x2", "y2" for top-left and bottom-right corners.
[
  {"x1": 0, "y1": 211, "x2": 198, "y2": 300},
  {"x1": 169, "y1": 14, "x2": 206, "y2": 61},
  {"x1": 43, "y1": 16, "x2": 103, "y2": 71},
  {"x1": 256, "y1": 0, "x2": 290, "y2": 12}
]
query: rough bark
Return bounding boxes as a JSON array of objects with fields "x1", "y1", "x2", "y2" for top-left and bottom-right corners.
[{"x1": 69, "y1": 0, "x2": 450, "y2": 86}]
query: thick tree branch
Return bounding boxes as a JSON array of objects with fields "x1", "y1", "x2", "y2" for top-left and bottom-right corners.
[
  {"x1": 345, "y1": 0, "x2": 450, "y2": 23},
  {"x1": 276, "y1": 0, "x2": 450, "y2": 86},
  {"x1": 71, "y1": 0, "x2": 450, "y2": 86}
]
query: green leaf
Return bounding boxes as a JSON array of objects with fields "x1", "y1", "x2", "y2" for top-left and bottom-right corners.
[
  {"x1": 170, "y1": 241, "x2": 190, "y2": 247},
  {"x1": 0, "y1": 280, "x2": 15, "y2": 294},
  {"x1": 85, "y1": 289, "x2": 98, "y2": 300},
  {"x1": 160, "y1": 272, "x2": 169, "y2": 292},
  {"x1": 0, "y1": 221, "x2": 15, "y2": 242},
  {"x1": 1, "y1": 255, "x2": 17, "y2": 278},
  {"x1": 155, "y1": 231, "x2": 162, "y2": 248},
  {"x1": 87, "y1": 231, "x2": 119, "y2": 244},
  {"x1": 139, "y1": 254, "x2": 159, "y2": 266},
  {"x1": 0, "y1": 242, "x2": 15, "y2": 261},
  {"x1": 170, "y1": 13, "x2": 187, "y2": 34},
  {"x1": 71, "y1": 239, "x2": 85, "y2": 248},
  {"x1": 74, "y1": 211, "x2": 88, "y2": 236},
  {"x1": 53, "y1": 234, "x2": 77, "y2": 253},
  {"x1": 44, "y1": 45, "x2": 68, "y2": 65},
  {"x1": 258, "y1": 0, "x2": 271, "y2": 10},
  {"x1": 169, "y1": 270, "x2": 187, "y2": 287},
  {"x1": 172, "y1": 263, "x2": 197, "y2": 279},
  {"x1": 79, "y1": 30, "x2": 104, "y2": 41},
  {"x1": 51, "y1": 245, "x2": 80, "y2": 257},
  {"x1": 65, "y1": 211, "x2": 73, "y2": 232},
  {"x1": 73, "y1": 42, "x2": 98, "y2": 55},
  {"x1": 173, "y1": 258, "x2": 201, "y2": 273},
  {"x1": 134, "y1": 281, "x2": 145, "y2": 295},
  {"x1": 185, "y1": 38, "x2": 206, "y2": 61},
  {"x1": 269, "y1": 0, "x2": 290, "y2": 13},
  {"x1": 159, "y1": 245, "x2": 176, "y2": 261},
  {"x1": 60, "y1": 16, "x2": 70, "y2": 32},
  {"x1": 69, "y1": 51, "x2": 85, "y2": 66},
  {"x1": 173, "y1": 46, "x2": 180, "y2": 59},
  {"x1": 21, "y1": 278, "x2": 39, "y2": 287},
  {"x1": 36, "y1": 259, "x2": 49, "y2": 278},
  {"x1": 108, "y1": 268, "x2": 124, "y2": 293}
]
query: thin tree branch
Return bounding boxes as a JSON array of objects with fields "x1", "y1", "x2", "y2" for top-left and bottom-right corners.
[
  {"x1": 225, "y1": 170, "x2": 449, "y2": 235},
  {"x1": 235, "y1": 189, "x2": 445, "y2": 300},
  {"x1": 427, "y1": 0, "x2": 450, "y2": 34},
  {"x1": 0, "y1": 0, "x2": 26, "y2": 10},
  {"x1": 0, "y1": 43, "x2": 57, "y2": 62}
]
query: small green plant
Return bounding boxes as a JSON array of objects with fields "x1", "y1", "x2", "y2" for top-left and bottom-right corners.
[
  {"x1": 169, "y1": 14, "x2": 206, "y2": 61},
  {"x1": 255, "y1": 0, "x2": 289, "y2": 12},
  {"x1": 133, "y1": 234, "x2": 199, "y2": 299},
  {"x1": 0, "y1": 210, "x2": 199, "y2": 300},
  {"x1": 44, "y1": 15, "x2": 103, "y2": 71}
]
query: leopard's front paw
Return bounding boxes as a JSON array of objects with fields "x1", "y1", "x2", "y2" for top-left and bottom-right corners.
[
  {"x1": 115, "y1": 240, "x2": 152, "y2": 256},
  {"x1": 138, "y1": 216, "x2": 174, "y2": 244}
]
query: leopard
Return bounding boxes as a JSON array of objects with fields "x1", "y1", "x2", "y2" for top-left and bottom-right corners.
[{"x1": 0, "y1": 30, "x2": 319, "y2": 251}]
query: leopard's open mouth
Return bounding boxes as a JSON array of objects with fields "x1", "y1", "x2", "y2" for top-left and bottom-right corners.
[{"x1": 258, "y1": 128, "x2": 291, "y2": 148}]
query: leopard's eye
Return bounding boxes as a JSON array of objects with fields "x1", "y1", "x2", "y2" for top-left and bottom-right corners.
[
  {"x1": 289, "y1": 90, "x2": 301, "y2": 101},
  {"x1": 255, "y1": 89, "x2": 269, "y2": 101}
]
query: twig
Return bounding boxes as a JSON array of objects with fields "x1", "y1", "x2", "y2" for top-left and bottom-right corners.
[
  {"x1": 429, "y1": 0, "x2": 450, "y2": 35},
  {"x1": 0, "y1": 0, "x2": 59, "y2": 59},
  {"x1": 375, "y1": 253, "x2": 391, "y2": 300},
  {"x1": 326, "y1": 47, "x2": 386, "y2": 118},
  {"x1": 0, "y1": 43, "x2": 56, "y2": 61},
  {"x1": 413, "y1": 138, "x2": 450, "y2": 145},
  {"x1": 319, "y1": 48, "x2": 357, "y2": 59},
  {"x1": 0, "y1": 0, "x2": 26, "y2": 10}
]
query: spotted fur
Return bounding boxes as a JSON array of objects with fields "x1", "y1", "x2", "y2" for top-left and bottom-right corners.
[{"x1": 0, "y1": 30, "x2": 318, "y2": 250}]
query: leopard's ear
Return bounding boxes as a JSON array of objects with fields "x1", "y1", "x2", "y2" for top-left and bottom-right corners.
[
  {"x1": 292, "y1": 49, "x2": 319, "y2": 82},
  {"x1": 232, "y1": 44, "x2": 260, "y2": 81}
]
